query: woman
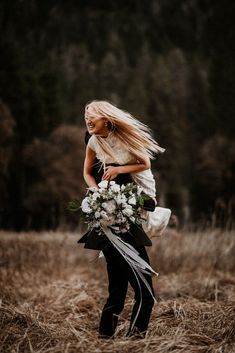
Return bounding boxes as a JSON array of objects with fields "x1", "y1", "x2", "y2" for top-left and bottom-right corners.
[{"x1": 78, "y1": 100, "x2": 165, "y2": 339}]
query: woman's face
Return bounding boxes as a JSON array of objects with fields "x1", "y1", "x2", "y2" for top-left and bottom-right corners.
[{"x1": 85, "y1": 116, "x2": 109, "y2": 136}]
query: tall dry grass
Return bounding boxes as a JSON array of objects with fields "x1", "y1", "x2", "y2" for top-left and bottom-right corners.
[{"x1": 0, "y1": 229, "x2": 234, "y2": 353}]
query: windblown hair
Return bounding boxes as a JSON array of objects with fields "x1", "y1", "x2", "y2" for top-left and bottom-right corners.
[{"x1": 85, "y1": 100, "x2": 165, "y2": 163}]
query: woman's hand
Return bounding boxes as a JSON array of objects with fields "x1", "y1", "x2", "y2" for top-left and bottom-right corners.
[{"x1": 102, "y1": 166, "x2": 120, "y2": 180}]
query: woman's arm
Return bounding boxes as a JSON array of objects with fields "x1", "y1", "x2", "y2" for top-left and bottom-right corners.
[
  {"x1": 102, "y1": 156, "x2": 151, "y2": 180},
  {"x1": 83, "y1": 146, "x2": 99, "y2": 188}
]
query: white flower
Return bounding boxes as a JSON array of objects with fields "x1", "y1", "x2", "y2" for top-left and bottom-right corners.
[
  {"x1": 91, "y1": 192, "x2": 100, "y2": 200},
  {"x1": 102, "y1": 200, "x2": 116, "y2": 213},
  {"x1": 81, "y1": 198, "x2": 92, "y2": 214},
  {"x1": 115, "y1": 194, "x2": 127, "y2": 205},
  {"x1": 128, "y1": 196, "x2": 136, "y2": 205},
  {"x1": 110, "y1": 183, "x2": 120, "y2": 192},
  {"x1": 121, "y1": 185, "x2": 125, "y2": 191},
  {"x1": 100, "y1": 210, "x2": 109, "y2": 219},
  {"x1": 115, "y1": 195, "x2": 123, "y2": 205},
  {"x1": 137, "y1": 186, "x2": 143, "y2": 195},
  {"x1": 94, "y1": 211, "x2": 101, "y2": 219},
  {"x1": 98, "y1": 180, "x2": 109, "y2": 188},
  {"x1": 109, "y1": 181, "x2": 115, "y2": 185},
  {"x1": 123, "y1": 206, "x2": 133, "y2": 217}
]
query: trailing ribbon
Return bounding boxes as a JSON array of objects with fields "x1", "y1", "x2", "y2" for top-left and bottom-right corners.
[{"x1": 102, "y1": 226, "x2": 158, "y2": 334}]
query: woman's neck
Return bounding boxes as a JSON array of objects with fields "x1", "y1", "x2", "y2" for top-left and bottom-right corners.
[{"x1": 96, "y1": 130, "x2": 112, "y2": 139}]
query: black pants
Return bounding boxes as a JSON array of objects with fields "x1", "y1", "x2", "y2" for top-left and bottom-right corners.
[{"x1": 99, "y1": 242, "x2": 155, "y2": 338}]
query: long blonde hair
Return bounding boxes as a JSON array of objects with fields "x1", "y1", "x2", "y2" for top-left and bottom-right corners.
[{"x1": 85, "y1": 100, "x2": 165, "y2": 163}]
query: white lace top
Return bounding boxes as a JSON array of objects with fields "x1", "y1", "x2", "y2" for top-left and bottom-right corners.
[{"x1": 87, "y1": 132, "x2": 157, "y2": 198}]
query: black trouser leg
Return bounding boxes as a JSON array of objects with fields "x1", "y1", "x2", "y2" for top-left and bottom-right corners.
[
  {"x1": 126, "y1": 246, "x2": 155, "y2": 337},
  {"x1": 99, "y1": 244, "x2": 155, "y2": 338},
  {"x1": 99, "y1": 246, "x2": 128, "y2": 337}
]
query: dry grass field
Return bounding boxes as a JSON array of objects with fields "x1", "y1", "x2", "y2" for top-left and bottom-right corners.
[{"x1": 0, "y1": 229, "x2": 235, "y2": 353}]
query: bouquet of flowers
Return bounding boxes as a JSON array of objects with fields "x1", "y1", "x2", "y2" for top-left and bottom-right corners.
[{"x1": 68, "y1": 180, "x2": 150, "y2": 234}]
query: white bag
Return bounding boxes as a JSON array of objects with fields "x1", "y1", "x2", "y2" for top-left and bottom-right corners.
[{"x1": 142, "y1": 207, "x2": 171, "y2": 237}]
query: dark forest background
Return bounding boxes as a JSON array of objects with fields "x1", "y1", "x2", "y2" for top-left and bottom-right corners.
[{"x1": 0, "y1": 0, "x2": 234, "y2": 231}]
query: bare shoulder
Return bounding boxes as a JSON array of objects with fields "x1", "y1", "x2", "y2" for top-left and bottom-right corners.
[{"x1": 87, "y1": 135, "x2": 97, "y2": 152}]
